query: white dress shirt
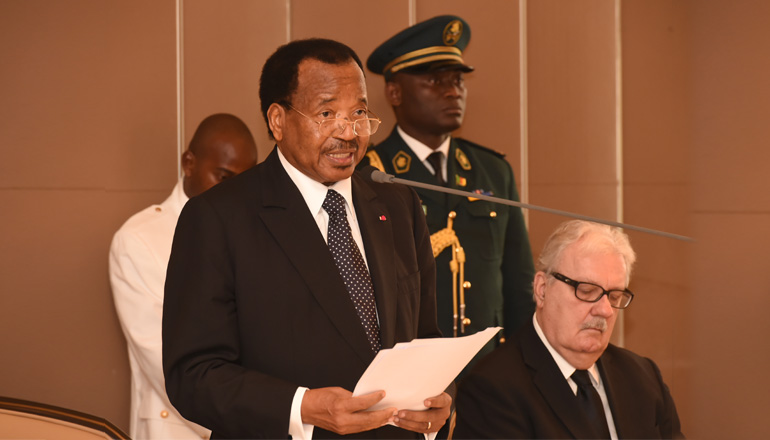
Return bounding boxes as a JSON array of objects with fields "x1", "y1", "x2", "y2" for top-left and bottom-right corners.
[
  {"x1": 278, "y1": 148, "x2": 368, "y2": 440},
  {"x1": 278, "y1": 148, "x2": 435, "y2": 440},
  {"x1": 533, "y1": 314, "x2": 619, "y2": 440},
  {"x1": 397, "y1": 126, "x2": 450, "y2": 182}
]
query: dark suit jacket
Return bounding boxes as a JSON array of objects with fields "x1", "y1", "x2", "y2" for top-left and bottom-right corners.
[
  {"x1": 453, "y1": 320, "x2": 684, "y2": 439},
  {"x1": 162, "y1": 148, "x2": 442, "y2": 439},
  {"x1": 358, "y1": 130, "x2": 535, "y2": 354}
]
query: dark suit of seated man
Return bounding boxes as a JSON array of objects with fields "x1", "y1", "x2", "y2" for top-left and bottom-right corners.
[
  {"x1": 162, "y1": 38, "x2": 452, "y2": 439},
  {"x1": 453, "y1": 220, "x2": 684, "y2": 439}
]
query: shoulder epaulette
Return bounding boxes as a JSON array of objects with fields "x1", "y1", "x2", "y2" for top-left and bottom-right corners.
[
  {"x1": 455, "y1": 137, "x2": 506, "y2": 159},
  {"x1": 365, "y1": 150, "x2": 386, "y2": 172}
]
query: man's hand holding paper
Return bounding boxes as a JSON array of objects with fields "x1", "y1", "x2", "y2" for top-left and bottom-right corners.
[
  {"x1": 351, "y1": 327, "x2": 501, "y2": 435},
  {"x1": 393, "y1": 391, "x2": 452, "y2": 434},
  {"x1": 301, "y1": 387, "x2": 397, "y2": 435}
]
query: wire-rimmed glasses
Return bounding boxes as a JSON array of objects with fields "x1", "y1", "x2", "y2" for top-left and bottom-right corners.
[{"x1": 286, "y1": 104, "x2": 381, "y2": 137}]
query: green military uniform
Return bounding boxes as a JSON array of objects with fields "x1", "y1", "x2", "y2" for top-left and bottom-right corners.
[
  {"x1": 358, "y1": 130, "x2": 535, "y2": 355},
  {"x1": 364, "y1": 14, "x2": 536, "y2": 370}
]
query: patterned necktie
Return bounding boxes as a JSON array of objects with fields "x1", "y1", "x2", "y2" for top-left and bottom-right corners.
[
  {"x1": 426, "y1": 151, "x2": 446, "y2": 186},
  {"x1": 571, "y1": 369, "x2": 611, "y2": 439},
  {"x1": 322, "y1": 189, "x2": 381, "y2": 353}
]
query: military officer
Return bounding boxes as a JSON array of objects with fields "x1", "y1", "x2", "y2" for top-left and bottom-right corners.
[{"x1": 358, "y1": 15, "x2": 535, "y2": 362}]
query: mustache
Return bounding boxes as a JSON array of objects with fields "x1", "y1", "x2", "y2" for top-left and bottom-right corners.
[
  {"x1": 581, "y1": 318, "x2": 608, "y2": 333},
  {"x1": 326, "y1": 139, "x2": 359, "y2": 151}
]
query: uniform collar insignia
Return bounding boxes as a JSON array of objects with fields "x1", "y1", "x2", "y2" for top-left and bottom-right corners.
[
  {"x1": 393, "y1": 150, "x2": 412, "y2": 174},
  {"x1": 455, "y1": 147, "x2": 472, "y2": 170}
]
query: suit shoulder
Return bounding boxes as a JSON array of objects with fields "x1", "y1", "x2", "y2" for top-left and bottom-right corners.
[
  {"x1": 604, "y1": 344, "x2": 662, "y2": 377},
  {"x1": 468, "y1": 336, "x2": 526, "y2": 380},
  {"x1": 605, "y1": 343, "x2": 651, "y2": 362},
  {"x1": 455, "y1": 137, "x2": 507, "y2": 160},
  {"x1": 196, "y1": 165, "x2": 260, "y2": 205}
]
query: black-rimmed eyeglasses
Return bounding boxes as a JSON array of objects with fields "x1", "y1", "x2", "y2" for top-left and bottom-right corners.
[
  {"x1": 550, "y1": 272, "x2": 634, "y2": 309},
  {"x1": 286, "y1": 104, "x2": 381, "y2": 138}
]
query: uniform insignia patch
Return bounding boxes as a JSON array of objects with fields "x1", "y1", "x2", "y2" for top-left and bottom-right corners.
[
  {"x1": 393, "y1": 151, "x2": 412, "y2": 174},
  {"x1": 455, "y1": 175, "x2": 467, "y2": 187},
  {"x1": 455, "y1": 148, "x2": 472, "y2": 170}
]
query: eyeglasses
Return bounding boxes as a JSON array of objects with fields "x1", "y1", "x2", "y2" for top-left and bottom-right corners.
[
  {"x1": 286, "y1": 104, "x2": 381, "y2": 137},
  {"x1": 550, "y1": 272, "x2": 634, "y2": 309}
]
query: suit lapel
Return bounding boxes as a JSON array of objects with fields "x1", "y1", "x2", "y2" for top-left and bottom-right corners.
[
  {"x1": 521, "y1": 321, "x2": 600, "y2": 439},
  {"x1": 257, "y1": 150, "x2": 375, "y2": 364},
  {"x1": 351, "y1": 173, "x2": 398, "y2": 349}
]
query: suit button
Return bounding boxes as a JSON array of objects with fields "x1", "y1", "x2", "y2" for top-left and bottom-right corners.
[
  {"x1": 489, "y1": 211, "x2": 497, "y2": 218},
  {"x1": 160, "y1": 410, "x2": 169, "y2": 418}
]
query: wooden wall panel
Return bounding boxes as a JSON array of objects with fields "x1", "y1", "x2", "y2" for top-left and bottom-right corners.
[
  {"x1": 527, "y1": 0, "x2": 619, "y2": 257},
  {"x1": 183, "y1": 0, "x2": 286, "y2": 161},
  {"x1": 620, "y1": 0, "x2": 691, "y2": 428},
  {"x1": 689, "y1": 0, "x2": 770, "y2": 437},
  {"x1": 0, "y1": 1, "x2": 177, "y2": 430},
  {"x1": 0, "y1": 1, "x2": 178, "y2": 191}
]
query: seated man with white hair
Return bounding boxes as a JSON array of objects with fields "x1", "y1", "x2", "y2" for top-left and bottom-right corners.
[{"x1": 453, "y1": 219, "x2": 683, "y2": 439}]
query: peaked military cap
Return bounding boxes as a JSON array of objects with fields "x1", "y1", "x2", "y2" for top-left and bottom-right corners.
[{"x1": 367, "y1": 15, "x2": 474, "y2": 79}]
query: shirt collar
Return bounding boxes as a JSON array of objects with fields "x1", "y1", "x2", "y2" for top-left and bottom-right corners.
[
  {"x1": 276, "y1": 146, "x2": 354, "y2": 218},
  {"x1": 396, "y1": 125, "x2": 451, "y2": 162},
  {"x1": 532, "y1": 314, "x2": 600, "y2": 384}
]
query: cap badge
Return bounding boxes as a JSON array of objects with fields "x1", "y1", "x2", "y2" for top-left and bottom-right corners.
[
  {"x1": 393, "y1": 150, "x2": 412, "y2": 174},
  {"x1": 443, "y1": 20, "x2": 463, "y2": 46}
]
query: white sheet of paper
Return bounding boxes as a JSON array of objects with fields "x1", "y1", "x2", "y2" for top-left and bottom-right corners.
[{"x1": 353, "y1": 327, "x2": 501, "y2": 411}]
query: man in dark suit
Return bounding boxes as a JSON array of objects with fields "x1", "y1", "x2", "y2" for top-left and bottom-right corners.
[
  {"x1": 162, "y1": 38, "x2": 451, "y2": 439},
  {"x1": 453, "y1": 220, "x2": 684, "y2": 439},
  {"x1": 358, "y1": 16, "x2": 535, "y2": 356}
]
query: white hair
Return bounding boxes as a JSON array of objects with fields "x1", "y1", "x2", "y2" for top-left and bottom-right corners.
[{"x1": 536, "y1": 220, "x2": 637, "y2": 284}]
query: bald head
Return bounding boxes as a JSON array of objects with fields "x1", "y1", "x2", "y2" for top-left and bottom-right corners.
[{"x1": 182, "y1": 113, "x2": 258, "y2": 198}]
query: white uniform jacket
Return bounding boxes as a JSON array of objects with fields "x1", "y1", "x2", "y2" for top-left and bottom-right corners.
[{"x1": 109, "y1": 179, "x2": 210, "y2": 440}]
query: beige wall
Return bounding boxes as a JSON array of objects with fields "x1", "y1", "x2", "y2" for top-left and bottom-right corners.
[
  {"x1": 689, "y1": 0, "x2": 770, "y2": 437},
  {"x1": 0, "y1": 0, "x2": 178, "y2": 429},
  {"x1": 1, "y1": 0, "x2": 768, "y2": 437},
  {"x1": 621, "y1": 0, "x2": 692, "y2": 428}
]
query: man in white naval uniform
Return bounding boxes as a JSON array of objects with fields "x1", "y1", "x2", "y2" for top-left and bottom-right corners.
[{"x1": 109, "y1": 113, "x2": 258, "y2": 439}]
